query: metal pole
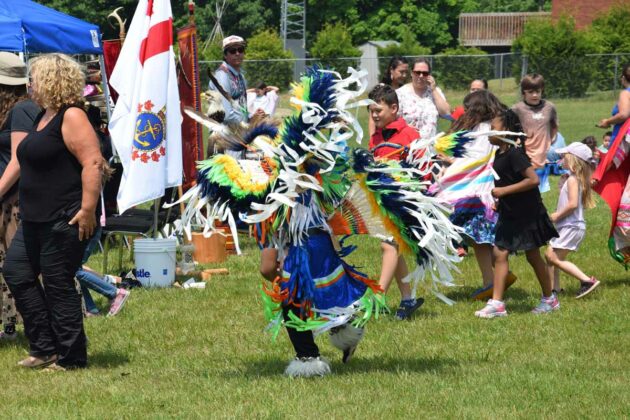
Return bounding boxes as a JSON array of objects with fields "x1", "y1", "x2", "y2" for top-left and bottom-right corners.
[
  {"x1": 499, "y1": 53, "x2": 504, "y2": 90},
  {"x1": 99, "y1": 54, "x2": 118, "y2": 158},
  {"x1": 153, "y1": 198, "x2": 160, "y2": 238},
  {"x1": 614, "y1": 54, "x2": 620, "y2": 94}
]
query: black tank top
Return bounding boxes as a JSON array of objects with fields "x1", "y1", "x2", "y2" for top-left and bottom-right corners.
[{"x1": 17, "y1": 106, "x2": 83, "y2": 222}]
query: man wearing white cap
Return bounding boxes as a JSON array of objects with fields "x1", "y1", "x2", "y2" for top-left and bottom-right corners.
[{"x1": 209, "y1": 35, "x2": 248, "y2": 126}]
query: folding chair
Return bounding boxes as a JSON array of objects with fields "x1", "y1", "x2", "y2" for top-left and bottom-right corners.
[{"x1": 100, "y1": 159, "x2": 180, "y2": 273}]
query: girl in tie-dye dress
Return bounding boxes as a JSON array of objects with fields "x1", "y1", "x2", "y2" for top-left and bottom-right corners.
[{"x1": 429, "y1": 90, "x2": 515, "y2": 298}]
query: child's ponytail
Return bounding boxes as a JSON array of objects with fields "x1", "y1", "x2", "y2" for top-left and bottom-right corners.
[{"x1": 565, "y1": 154, "x2": 596, "y2": 209}]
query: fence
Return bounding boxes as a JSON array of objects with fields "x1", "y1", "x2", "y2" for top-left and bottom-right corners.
[
  {"x1": 198, "y1": 54, "x2": 517, "y2": 93},
  {"x1": 199, "y1": 52, "x2": 630, "y2": 97}
]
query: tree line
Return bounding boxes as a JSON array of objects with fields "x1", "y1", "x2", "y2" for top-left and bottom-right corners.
[{"x1": 37, "y1": 0, "x2": 549, "y2": 52}]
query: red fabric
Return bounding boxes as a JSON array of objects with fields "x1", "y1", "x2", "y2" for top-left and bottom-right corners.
[
  {"x1": 593, "y1": 118, "x2": 630, "y2": 235},
  {"x1": 102, "y1": 40, "x2": 122, "y2": 104},
  {"x1": 139, "y1": 19, "x2": 173, "y2": 65},
  {"x1": 177, "y1": 24, "x2": 202, "y2": 191},
  {"x1": 369, "y1": 117, "x2": 419, "y2": 161},
  {"x1": 451, "y1": 105, "x2": 465, "y2": 120}
]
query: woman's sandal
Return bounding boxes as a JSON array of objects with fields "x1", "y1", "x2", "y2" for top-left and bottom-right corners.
[{"x1": 17, "y1": 354, "x2": 58, "y2": 369}]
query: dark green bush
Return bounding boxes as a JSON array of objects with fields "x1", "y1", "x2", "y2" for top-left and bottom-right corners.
[
  {"x1": 586, "y1": 5, "x2": 630, "y2": 91},
  {"x1": 310, "y1": 23, "x2": 361, "y2": 77},
  {"x1": 512, "y1": 17, "x2": 600, "y2": 98},
  {"x1": 432, "y1": 47, "x2": 492, "y2": 90},
  {"x1": 242, "y1": 29, "x2": 294, "y2": 90},
  {"x1": 199, "y1": 30, "x2": 294, "y2": 90}
]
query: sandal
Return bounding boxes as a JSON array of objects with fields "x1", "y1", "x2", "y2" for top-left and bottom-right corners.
[{"x1": 18, "y1": 354, "x2": 58, "y2": 369}]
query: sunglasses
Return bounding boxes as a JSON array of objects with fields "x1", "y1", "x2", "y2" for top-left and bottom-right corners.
[
  {"x1": 226, "y1": 46, "x2": 245, "y2": 55},
  {"x1": 412, "y1": 70, "x2": 430, "y2": 77}
]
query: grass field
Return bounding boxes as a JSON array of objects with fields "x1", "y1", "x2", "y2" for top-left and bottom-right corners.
[{"x1": 1, "y1": 85, "x2": 629, "y2": 418}]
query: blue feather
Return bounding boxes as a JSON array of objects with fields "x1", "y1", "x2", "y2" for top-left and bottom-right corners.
[{"x1": 242, "y1": 123, "x2": 279, "y2": 147}]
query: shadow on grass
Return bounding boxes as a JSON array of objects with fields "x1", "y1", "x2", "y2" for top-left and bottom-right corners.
[
  {"x1": 446, "y1": 285, "x2": 532, "y2": 303},
  {"x1": 88, "y1": 350, "x2": 130, "y2": 368},
  {"x1": 604, "y1": 276, "x2": 630, "y2": 288},
  {"x1": 238, "y1": 355, "x2": 459, "y2": 378}
]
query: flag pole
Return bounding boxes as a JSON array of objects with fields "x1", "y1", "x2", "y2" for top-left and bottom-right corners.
[{"x1": 153, "y1": 198, "x2": 160, "y2": 238}]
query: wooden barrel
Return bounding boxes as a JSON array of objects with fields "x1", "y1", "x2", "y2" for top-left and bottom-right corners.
[{"x1": 191, "y1": 232, "x2": 227, "y2": 263}]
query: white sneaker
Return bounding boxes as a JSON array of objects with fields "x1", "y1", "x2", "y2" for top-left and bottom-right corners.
[{"x1": 474, "y1": 299, "x2": 507, "y2": 318}]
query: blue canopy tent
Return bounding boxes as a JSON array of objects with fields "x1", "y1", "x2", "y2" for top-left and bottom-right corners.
[
  {"x1": 0, "y1": 10, "x2": 23, "y2": 52},
  {"x1": 0, "y1": 0, "x2": 102, "y2": 54},
  {"x1": 0, "y1": 0, "x2": 112, "y2": 122}
]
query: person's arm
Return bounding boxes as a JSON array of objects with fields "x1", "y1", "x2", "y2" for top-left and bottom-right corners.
[
  {"x1": 550, "y1": 176, "x2": 578, "y2": 223},
  {"x1": 598, "y1": 90, "x2": 630, "y2": 128},
  {"x1": 549, "y1": 105, "x2": 558, "y2": 142},
  {"x1": 62, "y1": 107, "x2": 103, "y2": 240},
  {"x1": 263, "y1": 90, "x2": 280, "y2": 116},
  {"x1": 492, "y1": 165, "x2": 539, "y2": 198},
  {"x1": 427, "y1": 78, "x2": 450, "y2": 115},
  {"x1": 266, "y1": 86, "x2": 280, "y2": 93},
  {"x1": 0, "y1": 131, "x2": 27, "y2": 199}
]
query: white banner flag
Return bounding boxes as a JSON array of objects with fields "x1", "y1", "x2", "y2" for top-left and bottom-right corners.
[{"x1": 108, "y1": 0, "x2": 182, "y2": 214}]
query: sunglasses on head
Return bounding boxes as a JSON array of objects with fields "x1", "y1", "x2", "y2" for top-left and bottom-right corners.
[
  {"x1": 226, "y1": 46, "x2": 245, "y2": 55},
  {"x1": 412, "y1": 70, "x2": 430, "y2": 77}
]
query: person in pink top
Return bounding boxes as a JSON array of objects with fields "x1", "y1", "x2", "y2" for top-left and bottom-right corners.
[{"x1": 511, "y1": 74, "x2": 558, "y2": 192}]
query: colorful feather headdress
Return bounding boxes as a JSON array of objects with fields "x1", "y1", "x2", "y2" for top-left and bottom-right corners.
[{"x1": 169, "y1": 67, "x2": 371, "y2": 250}]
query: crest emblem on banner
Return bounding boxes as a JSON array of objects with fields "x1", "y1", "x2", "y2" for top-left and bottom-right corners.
[{"x1": 132, "y1": 100, "x2": 167, "y2": 163}]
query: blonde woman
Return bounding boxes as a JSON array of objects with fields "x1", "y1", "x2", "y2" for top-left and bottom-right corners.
[
  {"x1": 0, "y1": 52, "x2": 40, "y2": 341},
  {"x1": 4, "y1": 54, "x2": 102, "y2": 369}
]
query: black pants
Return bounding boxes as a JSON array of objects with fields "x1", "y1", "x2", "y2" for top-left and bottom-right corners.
[
  {"x1": 4, "y1": 220, "x2": 88, "y2": 368},
  {"x1": 283, "y1": 306, "x2": 319, "y2": 358}
]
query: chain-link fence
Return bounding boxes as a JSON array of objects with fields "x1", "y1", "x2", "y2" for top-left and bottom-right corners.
[
  {"x1": 198, "y1": 54, "x2": 515, "y2": 93},
  {"x1": 199, "y1": 52, "x2": 630, "y2": 97},
  {"x1": 518, "y1": 53, "x2": 630, "y2": 97}
]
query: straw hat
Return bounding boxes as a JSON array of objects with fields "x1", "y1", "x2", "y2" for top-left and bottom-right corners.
[{"x1": 0, "y1": 52, "x2": 28, "y2": 86}]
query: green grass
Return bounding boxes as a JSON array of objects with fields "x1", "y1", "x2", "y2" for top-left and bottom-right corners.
[{"x1": 1, "y1": 87, "x2": 629, "y2": 418}]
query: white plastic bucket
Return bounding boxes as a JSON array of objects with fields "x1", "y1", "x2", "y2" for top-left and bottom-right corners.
[{"x1": 134, "y1": 238, "x2": 177, "y2": 288}]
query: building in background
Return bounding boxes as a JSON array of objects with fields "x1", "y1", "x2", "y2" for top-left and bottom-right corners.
[
  {"x1": 551, "y1": 0, "x2": 619, "y2": 29},
  {"x1": 359, "y1": 40, "x2": 399, "y2": 89},
  {"x1": 459, "y1": 12, "x2": 551, "y2": 53}
]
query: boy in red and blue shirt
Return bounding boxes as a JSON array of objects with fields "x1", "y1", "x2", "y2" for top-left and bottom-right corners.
[{"x1": 367, "y1": 84, "x2": 424, "y2": 319}]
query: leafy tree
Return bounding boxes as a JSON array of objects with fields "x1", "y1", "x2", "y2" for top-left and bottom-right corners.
[
  {"x1": 310, "y1": 23, "x2": 361, "y2": 76},
  {"x1": 36, "y1": 0, "x2": 278, "y2": 43},
  {"x1": 305, "y1": 0, "x2": 467, "y2": 52},
  {"x1": 512, "y1": 17, "x2": 601, "y2": 97},
  {"x1": 376, "y1": 28, "x2": 431, "y2": 81},
  {"x1": 589, "y1": 5, "x2": 630, "y2": 53},
  {"x1": 243, "y1": 29, "x2": 294, "y2": 90},
  {"x1": 585, "y1": 5, "x2": 630, "y2": 90},
  {"x1": 37, "y1": 0, "x2": 138, "y2": 40},
  {"x1": 461, "y1": 0, "x2": 551, "y2": 13}
]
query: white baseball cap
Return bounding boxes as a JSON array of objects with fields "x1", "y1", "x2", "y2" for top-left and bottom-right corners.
[
  {"x1": 556, "y1": 142, "x2": 594, "y2": 163},
  {"x1": 222, "y1": 35, "x2": 246, "y2": 50}
]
